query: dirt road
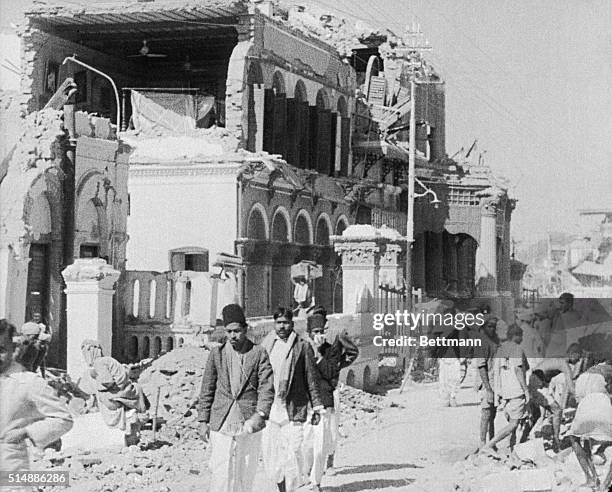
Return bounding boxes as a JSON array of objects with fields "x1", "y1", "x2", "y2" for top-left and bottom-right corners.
[{"x1": 314, "y1": 383, "x2": 481, "y2": 492}]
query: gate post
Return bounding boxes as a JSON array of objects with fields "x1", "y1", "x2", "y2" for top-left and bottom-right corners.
[{"x1": 62, "y1": 259, "x2": 120, "y2": 380}]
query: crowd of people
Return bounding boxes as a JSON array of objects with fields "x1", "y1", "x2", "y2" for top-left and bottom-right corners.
[
  {"x1": 197, "y1": 304, "x2": 358, "y2": 492},
  {"x1": 0, "y1": 301, "x2": 359, "y2": 492},
  {"x1": 468, "y1": 293, "x2": 612, "y2": 491}
]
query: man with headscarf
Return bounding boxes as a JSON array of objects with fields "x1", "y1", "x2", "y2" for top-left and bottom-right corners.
[
  {"x1": 0, "y1": 319, "x2": 73, "y2": 475},
  {"x1": 79, "y1": 340, "x2": 148, "y2": 445},
  {"x1": 302, "y1": 311, "x2": 358, "y2": 490},
  {"x1": 261, "y1": 307, "x2": 323, "y2": 492},
  {"x1": 197, "y1": 304, "x2": 274, "y2": 492}
]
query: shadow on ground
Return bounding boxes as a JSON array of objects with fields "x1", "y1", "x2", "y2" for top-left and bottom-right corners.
[
  {"x1": 335, "y1": 463, "x2": 423, "y2": 475},
  {"x1": 324, "y1": 478, "x2": 416, "y2": 491}
]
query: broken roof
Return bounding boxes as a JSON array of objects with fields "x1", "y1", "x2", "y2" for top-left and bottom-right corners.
[{"x1": 25, "y1": 0, "x2": 247, "y2": 33}]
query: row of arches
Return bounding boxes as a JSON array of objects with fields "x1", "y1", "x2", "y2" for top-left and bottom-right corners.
[
  {"x1": 126, "y1": 334, "x2": 184, "y2": 361},
  {"x1": 247, "y1": 64, "x2": 350, "y2": 177},
  {"x1": 247, "y1": 204, "x2": 348, "y2": 244}
]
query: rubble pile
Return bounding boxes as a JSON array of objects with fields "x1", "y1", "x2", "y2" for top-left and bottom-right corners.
[
  {"x1": 337, "y1": 384, "x2": 386, "y2": 437},
  {"x1": 138, "y1": 346, "x2": 210, "y2": 441},
  {"x1": 283, "y1": 3, "x2": 387, "y2": 57},
  {"x1": 453, "y1": 441, "x2": 612, "y2": 491},
  {"x1": 34, "y1": 438, "x2": 208, "y2": 492}
]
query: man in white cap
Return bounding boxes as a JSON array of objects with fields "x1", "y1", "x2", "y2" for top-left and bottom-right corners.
[{"x1": 197, "y1": 304, "x2": 274, "y2": 492}]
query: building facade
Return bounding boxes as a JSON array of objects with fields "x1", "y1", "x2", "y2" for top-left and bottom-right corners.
[{"x1": 1, "y1": 0, "x2": 516, "y2": 369}]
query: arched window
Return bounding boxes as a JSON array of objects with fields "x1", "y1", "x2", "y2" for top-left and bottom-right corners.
[
  {"x1": 153, "y1": 336, "x2": 162, "y2": 357},
  {"x1": 247, "y1": 204, "x2": 268, "y2": 240},
  {"x1": 263, "y1": 72, "x2": 287, "y2": 157},
  {"x1": 167, "y1": 337, "x2": 174, "y2": 352},
  {"x1": 294, "y1": 212, "x2": 312, "y2": 245},
  {"x1": 310, "y1": 89, "x2": 333, "y2": 174},
  {"x1": 335, "y1": 217, "x2": 349, "y2": 236},
  {"x1": 294, "y1": 81, "x2": 309, "y2": 169},
  {"x1": 315, "y1": 215, "x2": 331, "y2": 245},
  {"x1": 128, "y1": 336, "x2": 138, "y2": 361},
  {"x1": 143, "y1": 336, "x2": 150, "y2": 358},
  {"x1": 271, "y1": 209, "x2": 290, "y2": 242}
]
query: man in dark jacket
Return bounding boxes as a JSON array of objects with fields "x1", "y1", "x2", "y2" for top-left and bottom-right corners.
[
  {"x1": 303, "y1": 312, "x2": 358, "y2": 490},
  {"x1": 197, "y1": 304, "x2": 274, "y2": 492},
  {"x1": 261, "y1": 307, "x2": 323, "y2": 492}
]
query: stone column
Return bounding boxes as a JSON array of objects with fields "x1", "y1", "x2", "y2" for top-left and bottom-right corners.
[
  {"x1": 0, "y1": 244, "x2": 30, "y2": 325},
  {"x1": 62, "y1": 259, "x2": 120, "y2": 379},
  {"x1": 475, "y1": 199, "x2": 498, "y2": 296},
  {"x1": 331, "y1": 225, "x2": 405, "y2": 314}
]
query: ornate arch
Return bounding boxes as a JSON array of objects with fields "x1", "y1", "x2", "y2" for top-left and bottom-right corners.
[
  {"x1": 294, "y1": 80, "x2": 308, "y2": 102},
  {"x1": 315, "y1": 88, "x2": 331, "y2": 110},
  {"x1": 271, "y1": 206, "x2": 291, "y2": 242},
  {"x1": 246, "y1": 203, "x2": 269, "y2": 240},
  {"x1": 315, "y1": 213, "x2": 333, "y2": 245},
  {"x1": 294, "y1": 209, "x2": 313, "y2": 244},
  {"x1": 335, "y1": 215, "x2": 349, "y2": 236},
  {"x1": 272, "y1": 71, "x2": 286, "y2": 95}
]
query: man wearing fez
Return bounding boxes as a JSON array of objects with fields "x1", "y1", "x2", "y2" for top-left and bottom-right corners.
[
  {"x1": 261, "y1": 307, "x2": 323, "y2": 492},
  {"x1": 197, "y1": 304, "x2": 274, "y2": 492}
]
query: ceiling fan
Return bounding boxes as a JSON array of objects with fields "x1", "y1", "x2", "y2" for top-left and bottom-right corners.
[{"x1": 128, "y1": 40, "x2": 167, "y2": 59}]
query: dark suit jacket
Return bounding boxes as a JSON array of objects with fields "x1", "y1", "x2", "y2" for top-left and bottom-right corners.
[
  {"x1": 262, "y1": 332, "x2": 323, "y2": 423},
  {"x1": 197, "y1": 339, "x2": 274, "y2": 432}
]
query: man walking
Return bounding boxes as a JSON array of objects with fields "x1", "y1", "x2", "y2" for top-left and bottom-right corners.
[
  {"x1": 261, "y1": 307, "x2": 323, "y2": 492},
  {"x1": 480, "y1": 324, "x2": 530, "y2": 455},
  {"x1": 473, "y1": 316, "x2": 500, "y2": 448},
  {"x1": 197, "y1": 304, "x2": 274, "y2": 492},
  {"x1": 303, "y1": 312, "x2": 358, "y2": 490}
]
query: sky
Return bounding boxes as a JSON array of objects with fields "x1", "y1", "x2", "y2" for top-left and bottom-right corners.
[{"x1": 2, "y1": 0, "x2": 611, "y2": 244}]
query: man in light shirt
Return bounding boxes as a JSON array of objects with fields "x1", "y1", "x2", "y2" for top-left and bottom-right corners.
[
  {"x1": 261, "y1": 307, "x2": 323, "y2": 492},
  {"x1": 480, "y1": 324, "x2": 530, "y2": 454}
]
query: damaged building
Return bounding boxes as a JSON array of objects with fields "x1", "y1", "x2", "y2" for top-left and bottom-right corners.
[{"x1": 0, "y1": 0, "x2": 516, "y2": 367}]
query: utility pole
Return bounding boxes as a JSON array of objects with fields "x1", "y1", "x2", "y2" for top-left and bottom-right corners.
[{"x1": 405, "y1": 79, "x2": 416, "y2": 310}]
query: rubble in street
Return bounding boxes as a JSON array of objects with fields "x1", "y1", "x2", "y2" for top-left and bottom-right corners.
[
  {"x1": 33, "y1": 347, "x2": 389, "y2": 491},
  {"x1": 453, "y1": 434, "x2": 612, "y2": 491}
]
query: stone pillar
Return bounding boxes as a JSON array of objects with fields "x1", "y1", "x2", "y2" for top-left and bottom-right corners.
[
  {"x1": 0, "y1": 244, "x2": 30, "y2": 326},
  {"x1": 332, "y1": 225, "x2": 405, "y2": 314},
  {"x1": 62, "y1": 259, "x2": 120, "y2": 379},
  {"x1": 475, "y1": 199, "x2": 499, "y2": 296}
]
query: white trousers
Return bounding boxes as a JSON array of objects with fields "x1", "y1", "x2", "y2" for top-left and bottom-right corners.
[
  {"x1": 302, "y1": 408, "x2": 338, "y2": 486},
  {"x1": 261, "y1": 420, "x2": 305, "y2": 491},
  {"x1": 209, "y1": 430, "x2": 262, "y2": 492},
  {"x1": 439, "y1": 358, "x2": 461, "y2": 403}
]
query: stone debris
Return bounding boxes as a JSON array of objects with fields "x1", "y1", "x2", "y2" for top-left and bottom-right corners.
[
  {"x1": 33, "y1": 345, "x2": 387, "y2": 491},
  {"x1": 138, "y1": 346, "x2": 210, "y2": 442},
  {"x1": 453, "y1": 440, "x2": 612, "y2": 491}
]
